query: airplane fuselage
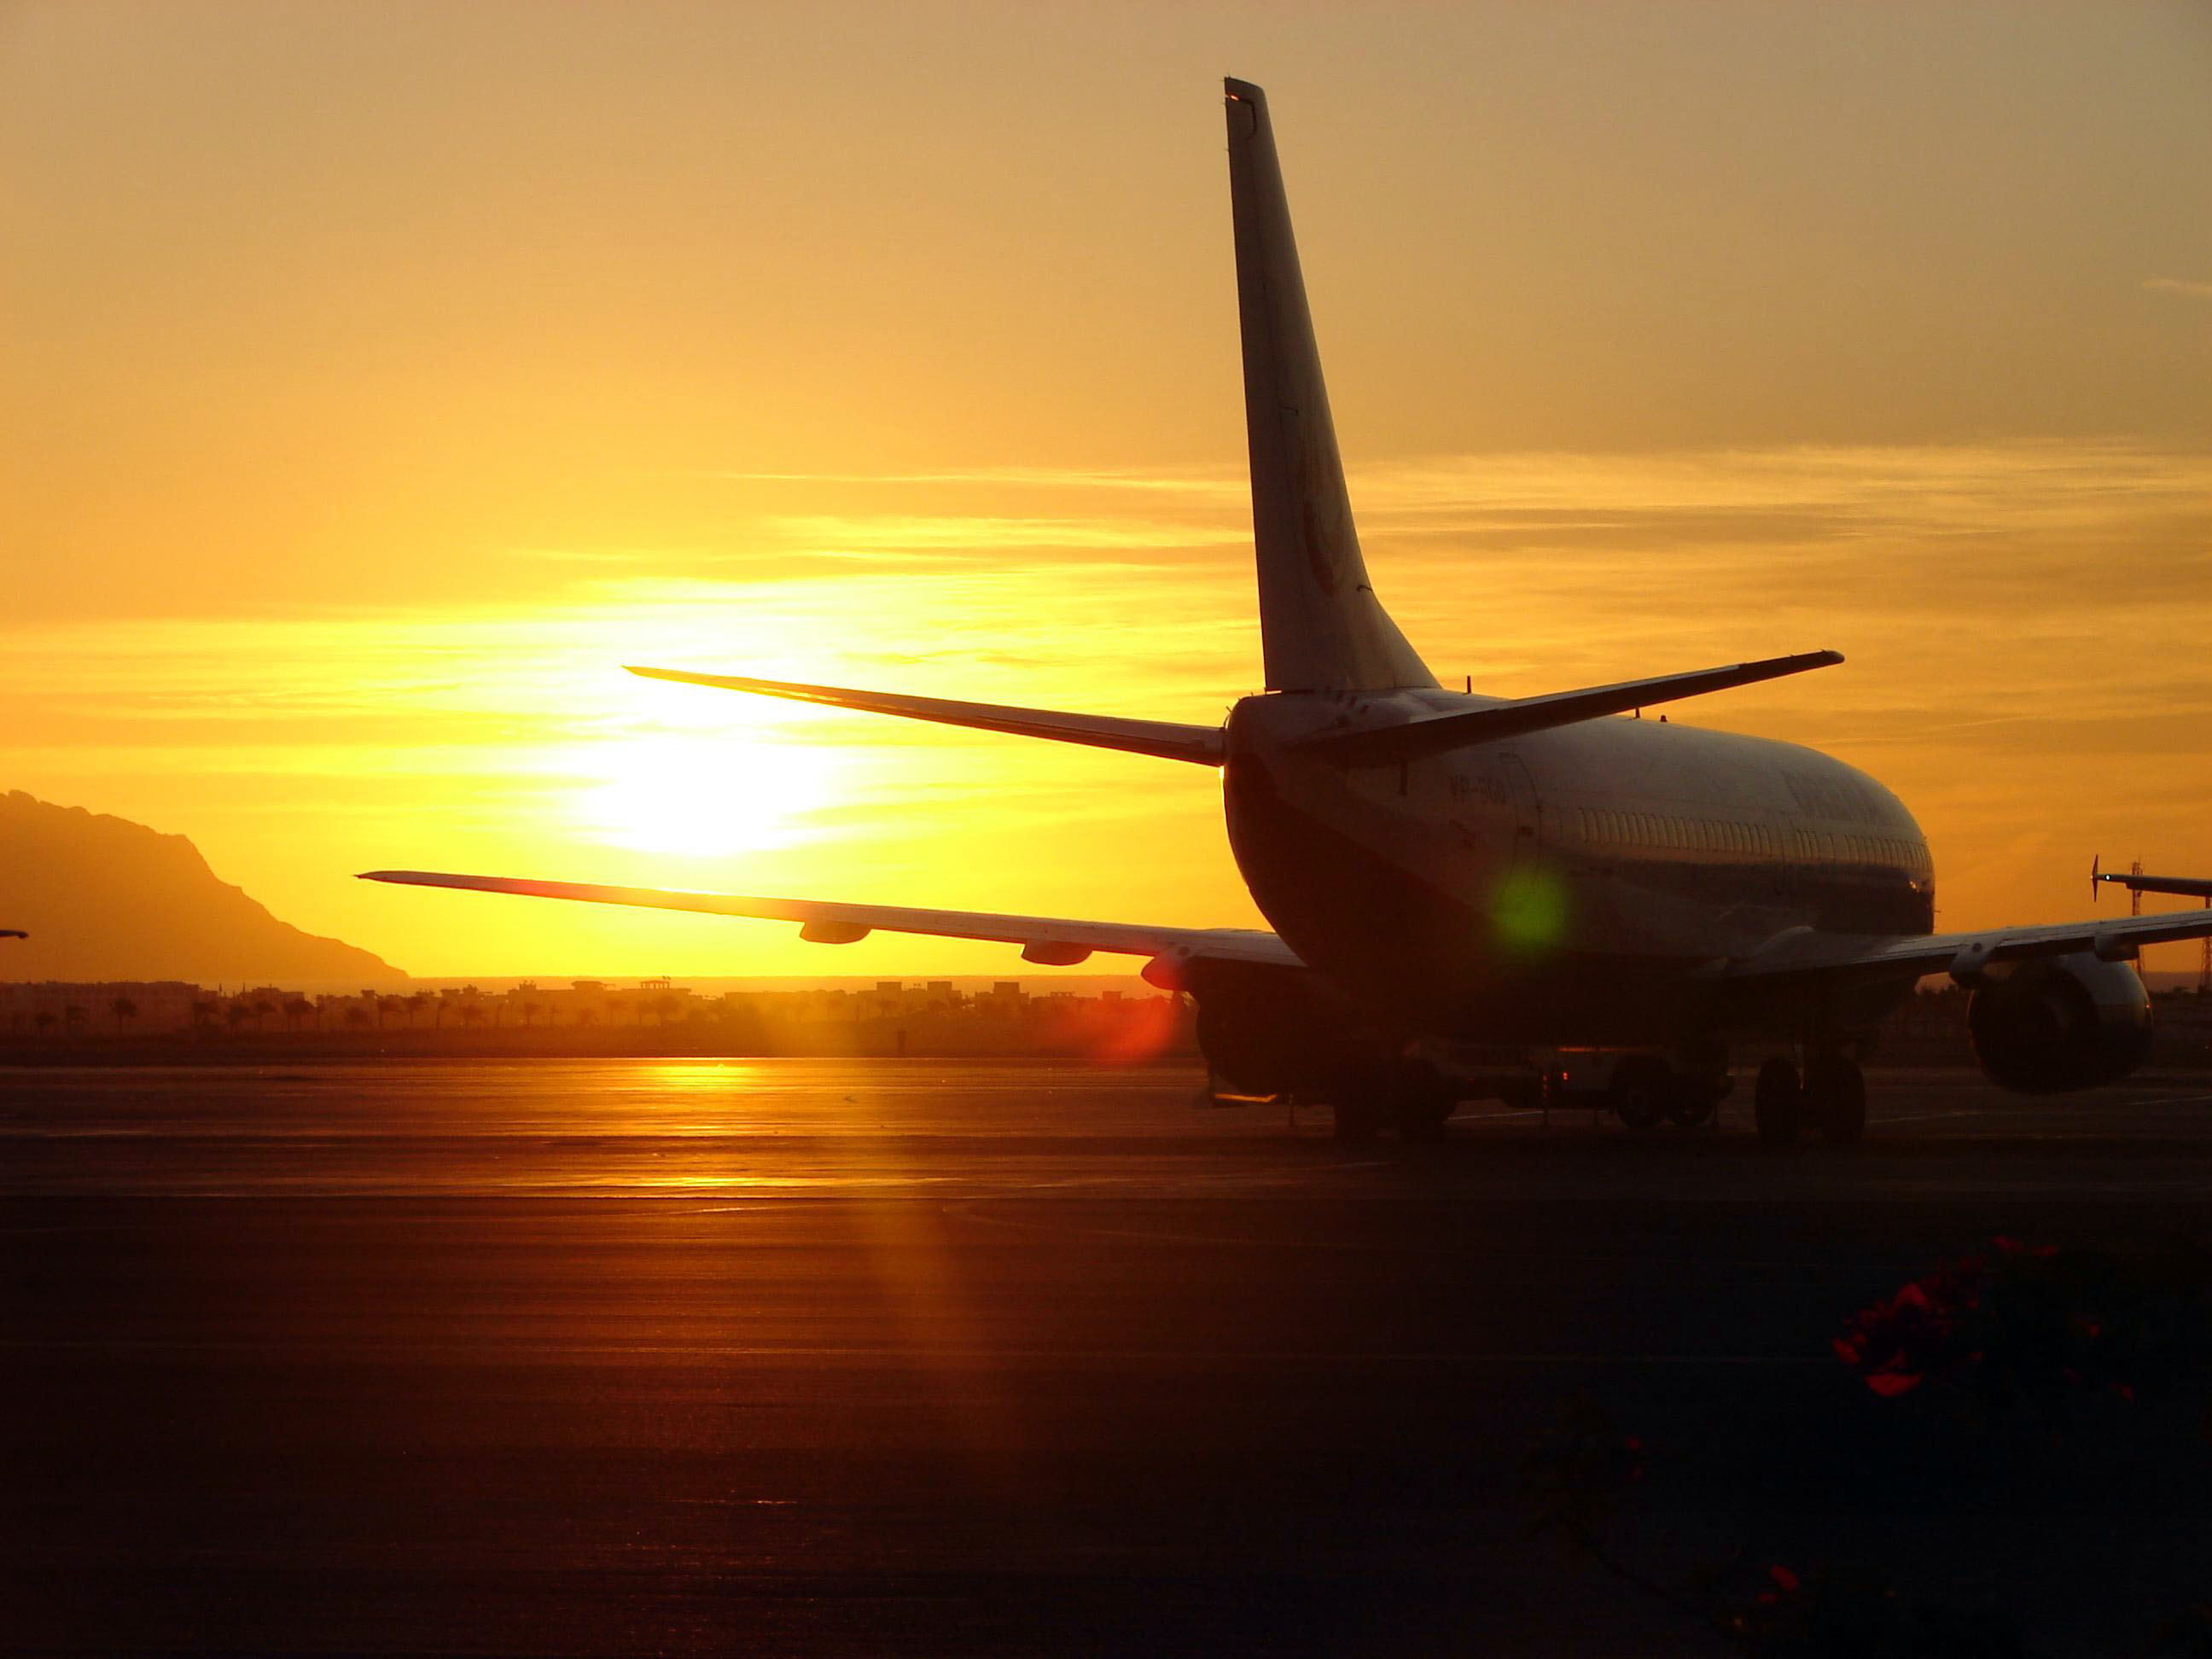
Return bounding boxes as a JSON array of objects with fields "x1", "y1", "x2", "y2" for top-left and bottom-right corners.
[{"x1": 1224, "y1": 690, "x2": 1934, "y2": 1046}]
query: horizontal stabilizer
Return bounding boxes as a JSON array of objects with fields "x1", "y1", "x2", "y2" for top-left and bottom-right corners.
[
  {"x1": 1292, "y1": 651, "x2": 1842, "y2": 766},
  {"x1": 626, "y1": 667, "x2": 1225, "y2": 765}
]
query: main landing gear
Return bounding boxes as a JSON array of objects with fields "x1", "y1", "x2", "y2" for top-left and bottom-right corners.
[
  {"x1": 1330, "y1": 1059, "x2": 1458, "y2": 1145},
  {"x1": 1312, "y1": 1047, "x2": 1866, "y2": 1147},
  {"x1": 1753, "y1": 1052, "x2": 1866, "y2": 1148},
  {"x1": 1606, "y1": 1056, "x2": 1726, "y2": 1132}
]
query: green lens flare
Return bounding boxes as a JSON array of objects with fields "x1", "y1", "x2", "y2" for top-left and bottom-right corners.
[{"x1": 1492, "y1": 869, "x2": 1567, "y2": 952}]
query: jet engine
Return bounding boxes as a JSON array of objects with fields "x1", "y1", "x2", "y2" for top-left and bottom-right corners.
[
  {"x1": 1967, "y1": 952, "x2": 2152, "y2": 1095},
  {"x1": 1190, "y1": 973, "x2": 1370, "y2": 1100}
]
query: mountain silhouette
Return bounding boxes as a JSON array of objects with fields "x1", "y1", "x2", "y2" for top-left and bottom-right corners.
[{"x1": 0, "y1": 791, "x2": 404, "y2": 984}]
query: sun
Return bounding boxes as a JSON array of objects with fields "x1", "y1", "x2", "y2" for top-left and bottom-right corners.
[{"x1": 575, "y1": 733, "x2": 837, "y2": 858}]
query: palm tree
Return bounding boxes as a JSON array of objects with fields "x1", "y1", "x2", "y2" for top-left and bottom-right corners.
[
  {"x1": 192, "y1": 1000, "x2": 218, "y2": 1032},
  {"x1": 252, "y1": 998, "x2": 276, "y2": 1030},
  {"x1": 520, "y1": 999, "x2": 541, "y2": 1028},
  {"x1": 62, "y1": 1004, "x2": 87, "y2": 1034},
  {"x1": 651, "y1": 993, "x2": 679, "y2": 1026},
  {"x1": 377, "y1": 995, "x2": 405, "y2": 1029},
  {"x1": 406, "y1": 991, "x2": 434, "y2": 1028},
  {"x1": 226, "y1": 1003, "x2": 252, "y2": 1031},
  {"x1": 284, "y1": 998, "x2": 312, "y2": 1031},
  {"x1": 460, "y1": 1003, "x2": 484, "y2": 1030},
  {"x1": 33, "y1": 1010, "x2": 56, "y2": 1035},
  {"x1": 110, "y1": 997, "x2": 137, "y2": 1037},
  {"x1": 343, "y1": 1004, "x2": 371, "y2": 1029}
]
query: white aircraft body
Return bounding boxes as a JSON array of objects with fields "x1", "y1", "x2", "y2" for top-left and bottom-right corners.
[{"x1": 365, "y1": 79, "x2": 2212, "y2": 1144}]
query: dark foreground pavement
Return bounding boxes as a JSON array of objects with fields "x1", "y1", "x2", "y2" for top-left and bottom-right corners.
[{"x1": 5, "y1": 1062, "x2": 2211, "y2": 1655}]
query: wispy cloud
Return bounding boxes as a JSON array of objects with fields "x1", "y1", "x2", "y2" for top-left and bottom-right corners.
[
  {"x1": 2145, "y1": 276, "x2": 2212, "y2": 303},
  {"x1": 691, "y1": 466, "x2": 1247, "y2": 503},
  {"x1": 766, "y1": 514, "x2": 1249, "y2": 552},
  {"x1": 3, "y1": 439, "x2": 2203, "y2": 971}
]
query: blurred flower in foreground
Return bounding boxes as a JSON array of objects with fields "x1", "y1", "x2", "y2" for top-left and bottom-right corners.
[{"x1": 1835, "y1": 1237, "x2": 2212, "y2": 1429}]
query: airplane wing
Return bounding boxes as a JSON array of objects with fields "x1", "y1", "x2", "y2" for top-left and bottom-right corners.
[
  {"x1": 1712, "y1": 905, "x2": 2212, "y2": 986},
  {"x1": 356, "y1": 870, "x2": 1301, "y2": 986},
  {"x1": 0, "y1": 928, "x2": 24, "y2": 940}
]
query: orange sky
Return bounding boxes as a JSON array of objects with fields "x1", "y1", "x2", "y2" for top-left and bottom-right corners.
[{"x1": 3, "y1": 3, "x2": 2209, "y2": 979}]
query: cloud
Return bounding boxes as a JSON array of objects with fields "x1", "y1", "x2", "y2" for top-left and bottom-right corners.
[
  {"x1": 694, "y1": 466, "x2": 1246, "y2": 503},
  {"x1": 2145, "y1": 277, "x2": 2212, "y2": 303},
  {"x1": 1, "y1": 438, "x2": 2203, "y2": 969},
  {"x1": 765, "y1": 514, "x2": 1249, "y2": 551}
]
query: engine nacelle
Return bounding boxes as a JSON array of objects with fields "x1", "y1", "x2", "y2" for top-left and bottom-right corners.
[
  {"x1": 1192, "y1": 977, "x2": 1370, "y2": 1100},
  {"x1": 1968, "y1": 952, "x2": 2151, "y2": 1095}
]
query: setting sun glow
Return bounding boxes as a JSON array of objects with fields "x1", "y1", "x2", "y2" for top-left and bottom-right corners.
[
  {"x1": 3, "y1": 6, "x2": 2206, "y2": 977},
  {"x1": 577, "y1": 735, "x2": 837, "y2": 859}
]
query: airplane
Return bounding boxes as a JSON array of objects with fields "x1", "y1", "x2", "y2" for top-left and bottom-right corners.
[{"x1": 362, "y1": 77, "x2": 2212, "y2": 1147}]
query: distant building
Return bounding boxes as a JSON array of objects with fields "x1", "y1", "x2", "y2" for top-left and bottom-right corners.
[{"x1": 0, "y1": 980, "x2": 201, "y2": 1033}]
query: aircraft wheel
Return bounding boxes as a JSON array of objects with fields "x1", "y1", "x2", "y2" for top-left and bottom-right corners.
[
  {"x1": 1396, "y1": 1106, "x2": 1451, "y2": 1144},
  {"x1": 1390, "y1": 1062, "x2": 1457, "y2": 1143},
  {"x1": 1331, "y1": 1094, "x2": 1384, "y2": 1144},
  {"x1": 1610, "y1": 1057, "x2": 1671, "y2": 1132},
  {"x1": 1807, "y1": 1054, "x2": 1866, "y2": 1146},
  {"x1": 1665, "y1": 1077, "x2": 1720, "y2": 1129},
  {"x1": 1753, "y1": 1057, "x2": 1802, "y2": 1147},
  {"x1": 1394, "y1": 1094, "x2": 1455, "y2": 1144}
]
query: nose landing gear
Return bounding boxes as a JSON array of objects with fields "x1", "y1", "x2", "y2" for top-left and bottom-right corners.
[
  {"x1": 1330, "y1": 1058, "x2": 1458, "y2": 1144},
  {"x1": 1754, "y1": 1051, "x2": 1866, "y2": 1147}
]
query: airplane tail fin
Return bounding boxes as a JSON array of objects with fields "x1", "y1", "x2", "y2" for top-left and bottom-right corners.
[{"x1": 1225, "y1": 78, "x2": 1435, "y2": 694}]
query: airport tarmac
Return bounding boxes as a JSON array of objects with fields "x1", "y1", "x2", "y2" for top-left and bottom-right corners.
[{"x1": 6, "y1": 1060, "x2": 2211, "y2": 1654}]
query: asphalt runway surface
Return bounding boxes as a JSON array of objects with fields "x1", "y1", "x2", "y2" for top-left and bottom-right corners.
[{"x1": 7, "y1": 1061, "x2": 2212, "y2": 1655}]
